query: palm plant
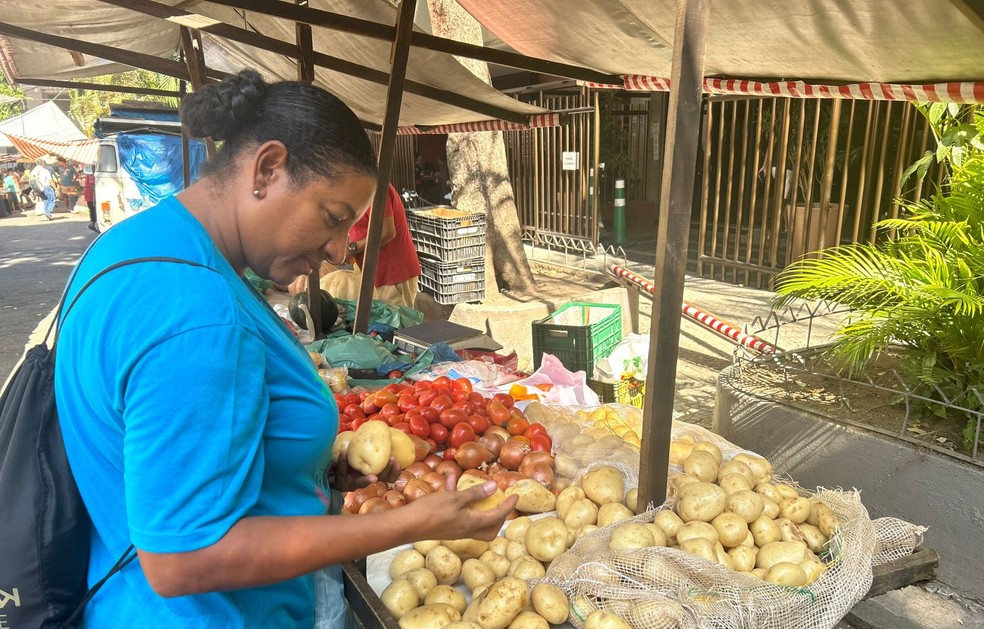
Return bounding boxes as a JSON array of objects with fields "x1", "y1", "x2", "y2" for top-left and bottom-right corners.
[{"x1": 773, "y1": 103, "x2": 984, "y2": 447}]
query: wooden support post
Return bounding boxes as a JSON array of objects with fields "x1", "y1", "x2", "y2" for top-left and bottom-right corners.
[
  {"x1": 180, "y1": 77, "x2": 191, "y2": 188},
  {"x1": 178, "y1": 26, "x2": 216, "y2": 158},
  {"x1": 637, "y1": 0, "x2": 711, "y2": 512},
  {"x1": 353, "y1": 0, "x2": 417, "y2": 335},
  {"x1": 15, "y1": 77, "x2": 180, "y2": 98}
]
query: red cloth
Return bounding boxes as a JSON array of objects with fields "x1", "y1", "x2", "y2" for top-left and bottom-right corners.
[
  {"x1": 349, "y1": 184, "x2": 421, "y2": 288},
  {"x1": 82, "y1": 174, "x2": 95, "y2": 203}
]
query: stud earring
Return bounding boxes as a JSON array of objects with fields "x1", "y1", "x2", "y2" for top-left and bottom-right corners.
[{"x1": 253, "y1": 189, "x2": 261, "y2": 198}]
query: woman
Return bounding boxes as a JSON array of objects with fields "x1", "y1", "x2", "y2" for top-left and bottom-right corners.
[
  {"x1": 55, "y1": 69, "x2": 515, "y2": 628},
  {"x1": 81, "y1": 163, "x2": 97, "y2": 232}
]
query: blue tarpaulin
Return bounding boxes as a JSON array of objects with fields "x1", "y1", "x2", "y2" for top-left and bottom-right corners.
[{"x1": 116, "y1": 133, "x2": 205, "y2": 205}]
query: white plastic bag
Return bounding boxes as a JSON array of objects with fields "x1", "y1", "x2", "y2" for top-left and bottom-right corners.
[{"x1": 593, "y1": 333, "x2": 649, "y2": 383}]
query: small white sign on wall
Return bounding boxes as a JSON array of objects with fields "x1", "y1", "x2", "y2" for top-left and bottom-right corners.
[{"x1": 562, "y1": 151, "x2": 579, "y2": 171}]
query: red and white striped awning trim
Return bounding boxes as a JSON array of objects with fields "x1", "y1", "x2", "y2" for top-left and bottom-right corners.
[
  {"x1": 2, "y1": 133, "x2": 101, "y2": 164},
  {"x1": 579, "y1": 77, "x2": 984, "y2": 103},
  {"x1": 395, "y1": 112, "x2": 561, "y2": 135}
]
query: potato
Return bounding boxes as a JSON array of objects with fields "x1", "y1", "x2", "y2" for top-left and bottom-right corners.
[
  {"x1": 506, "y1": 480, "x2": 557, "y2": 514},
  {"x1": 754, "y1": 483, "x2": 783, "y2": 504},
  {"x1": 675, "y1": 521, "x2": 718, "y2": 545},
  {"x1": 666, "y1": 473, "x2": 701, "y2": 499},
  {"x1": 653, "y1": 510, "x2": 685, "y2": 545},
  {"x1": 505, "y1": 540, "x2": 527, "y2": 561},
  {"x1": 424, "y1": 584, "x2": 467, "y2": 613},
  {"x1": 443, "y1": 538, "x2": 489, "y2": 561},
  {"x1": 402, "y1": 567, "x2": 438, "y2": 599},
  {"x1": 480, "y1": 550, "x2": 512, "y2": 579},
  {"x1": 489, "y1": 537, "x2": 509, "y2": 556},
  {"x1": 800, "y1": 557, "x2": 828, "y2": 584},
  {"x1": 442, "y1": 623, "x2": 482, "y2": 629},
  {"x1": 629, "y1": 600, "x2": 686, "y2": 627},
  {"x1": 609, "y1": 523, "x2": 655, "y2": 551},
  {"x1": 725, "y1": 490, "x2": 765, "y2": 523},
  {"x1": 460, "y1": 558, "x2": 496, "y2": 592},
  {"x1": 563, "y1": 499, "x2": 599, "y2": 530},
  {"x1": 750, "y1": 568, "x2": 767, "y2": 579},
  {"x1": 347, "y1": 420, "x2": 392, "y2": 475},
  {"x1": 739, "y1": 531, "x2": 756, "y2": 548},
  {"x1": 718, "y1": 473, "x2": 753, "y2": 496},
  {"x1": 668, "y1": 440, "x2": 695, "y2": 465},
  {"x1": 731, "y1": 453, "x2": 773, "y2": 483},
  {"x1": 555, "y1": 487, "x2": 586, "y2": 519},
  {"x1": 718, "y1": 460, "x2": 756, "y2": 487},
  {"x1": 773, "y1": 483, "x2": 800, "y2": 500},
  {"x1": 624, "y1": 487, "x2": 639, "y2": 512},
  {"x1": 389, "y1": 427, "x2": 416, "y2": 469},
  {"x1": 398, "y1": 603, "x2": 461, "y2": 629},
  {"x1": 531, "y1": 582, "x2": 569, "y2": 624},
  {"x1": 644, "y1": 523, "x2": 667, "y2": 547},
  {"x1": 678, "y1": 537, "x2": 717, "y2": 563},
  {"x1": 597, "y1": 503, "x2": 635, "y2": 528},
  {"x1": 711, "y1": 512, "x2": 750, "y2": 548},
  {"x1": 390, "y1": 549, "x2": 426, "y2": 579},
  {"x1": 797, "y1": 523, "x2": 829, "y2": 555},
  {"x1": 764, "y1": 562, "x2": 808, "y2": 587},
  {"x1": 756, "y1": 541, "x2": 809, "y2": 569},
  {"x1": 505, "y1": 517, "x2": 532, "y2": 542},
  {"x1": 815, "y1": 503, "x2": 840, "y2": 538},
  {"x1": 674, "y1": 482, "x2": 727, "y2": 522},
  {"x1": 507, "y1": 556, "x2": 545, "y2": 580},
  {"x1": 508, "y1": 610, "x2": 549, "y2": 629},
  {"x1": 683, "y1": 451, "x2": 719, "y2": 483},
  {"x1": 714, "y1": 542, "x2": 735, "y2": 570},
  {"x1": 381, "y1": 578, "x2": 418, "y2": 619},
  {"x1": 728, "y1": 545, "x2": 758, "y2": 572},
  {"x1": 425, "y1": 545, "x2": 462, "y2": 585},
  {"x1": 584, "y1": 610, "x2": 632, "y2": 629},
  {"x1": 691, "y1": 441, "x2": 723, "y2": 464},
  {"x1": 581, "y1": 466, "x2": 625, "y2": 506},
  {"x1": 776, "y1": 518, "x2": 807, "y2": 544},
  {"x1": 575, "y1": 524, "x2": 599, "y2": 539},
  {"x1": 779, "y1": 497, "x2": 811, "y2": 524},
  {"x1": 331, "y1": 431, "x2": 356, "y2": 462},
  {"x1": 457, "y1": 474, "x2": 507, "y2": 511},
  {"x1": 413, "y1": 540, "x2": 442, "y2": 556},
  {"x1": 525, "y1": 517, "x2": 569, "y2": 563},
  {"x1": 463, "y1": 576, "x2": 529, "y2": 629},
  {"x1": 749, "y1": 515, "x2": 781, "y2": 547},
  {"x1": 676, "y1": 434, "x2": 696, "y2": 444}
]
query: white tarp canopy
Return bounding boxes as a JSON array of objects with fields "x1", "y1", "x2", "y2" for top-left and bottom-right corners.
[{"x1": 0, "y1": 101, "x2": 86, "y2": 148}]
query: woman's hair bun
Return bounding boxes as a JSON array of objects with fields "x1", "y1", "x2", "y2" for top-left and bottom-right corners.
[{"x1": 180, "y1": 69, "x2": 267, "y2": 141}]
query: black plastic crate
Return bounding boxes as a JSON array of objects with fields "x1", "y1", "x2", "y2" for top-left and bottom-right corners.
[
  {"x1": 532, "y1": 302, "x2": 622, "y2": 374},
  {"x1": 407, "y1": 206, "x2": 486, "y2": 240},
  {"x1": 418, "y1": 274, "x2": 485, "y2": 305}
]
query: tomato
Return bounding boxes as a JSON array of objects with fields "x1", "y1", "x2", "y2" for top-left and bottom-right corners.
[
  {"x1": 439, "y1": 408, "x2": 467, "y2": 429},
  {"x1": 487, "y1": 400, "x2": 511, "y2": 427},
  {"x1": 413, "y1": 380, "x2": 433, "y2": 393},
  {"x1": 419, "y1": 406, "x2": 439, "y2": 423},
  {"x1": 338, "y1": 421, "x2": 352, "y2": 433},
  {"x1": 333, "y1": 394, "x2": 346, "y2": 408},
  {"x1": 506, "y1": 416, "x2": 530, "y2": 436},
  {"x1": 523, "y1": 423, "x2": 548, "y2": 439},
  {"x1": 443, "y1": 447, "x2": 457, "y2": 461},
  {"x1": 433, "y1": 376, "x2": 453, "y2": 389},
  {"x1": 392, "y1": 422, "x2": 412, "y2": 435},
  {"x1": 468, "y1": 392, "x2": 486, "y2": 406},
  {"x1": 433, "y1": 386, "x2": 452, "y2": 400},
  {"x1": 452, "y1": 400, "x2": 475, "y2": 415},
  {"x1": 493, "y1": 393, "x2": 515, "y2": 409},
  {"x1": 450, "y1": 422, "x2": 476, "y2": 448},
  {"x1": 451, "y1": 390, "x2": 470, "y2": 403},
  {"x1": 430, "y1": 423, "x2": 448, "y2": 444},
  {"x1": 397, "y1": 395, "x2": 419, "y2": 413},
  {"x1": 467, "y1": 414, "x2": 489, "y2": 434},
  {"x1": 409, "y1": 415, "x2": 431, "y2": 439},
  {"x1": 386, "y1": 413, "x2": 405, "y2": 427},
  {"x1": 530, "y1": 434, "x2": 552, "y2": 452},
  {"x1": 430, "y1": 395, "x2": 454, "y2": 413},
  {"x1": 345, "y1": 393, "x2": 361, "y2": 406},
  {"x1": 384, "y1": 383, "x2": 403, "y2": 394},
  {"x1": 351, "y1": 416, "x2": 369, "y2": 431},
  {"x1": 417, "y1": 390, "x2": 437, "y2": 407},
  {"x1": 452, "y1": 378, "x2": 474, "y2": 394},
  {"x1": 380, "y1": 402, "x2": 401, "y2": 420},
  {"x1": 343, "y1": 404, "x2": 365, "y2": 420},
  {"x1": 373, "y1": 390, "x2": 398, "y2": 407}
]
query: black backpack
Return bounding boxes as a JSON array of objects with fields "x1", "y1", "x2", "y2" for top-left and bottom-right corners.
[{"x1": 0, "y1": 256, "x2": 209, "y2": 628}]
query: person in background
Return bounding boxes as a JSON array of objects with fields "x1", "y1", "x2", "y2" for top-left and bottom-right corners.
[
  {"x1": 3, "y1": 169, "x2": 20, "y2": 215},
  {"x1": 30, "y1": 158, "x2": 55, "y2": 220},
  {"x1": 82, "y1": 164, "x2": 97, "y2": 232},
  {"x1": 55, "y1": 69, "x2": 514, "y2": 628},
  {"x1": 18, "y1": 166, "x2": 34, "y2": 207},
  {"x1": 60, "y1": 158, "x2": 80, "y2": 212}
]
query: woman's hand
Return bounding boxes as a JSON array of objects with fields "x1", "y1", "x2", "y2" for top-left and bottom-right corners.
[
  {"x1": 326, "y1": 451, "x2": 401, "y2": 493},
  {"x1": 404, "y1": 475, "x2": 519, "y2": 542}
]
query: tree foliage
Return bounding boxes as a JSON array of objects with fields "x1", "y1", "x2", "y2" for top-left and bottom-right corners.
[
  {"x1": 0, "y1": 73, "x2": 26, "y2": 121},
  {"x1": 68, "y1": 70, "x2": 180, "y2": 136}
]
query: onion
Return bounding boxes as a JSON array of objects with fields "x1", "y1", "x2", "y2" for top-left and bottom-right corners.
[
  {"x1": 408, "y1": 434, "x2": 432, "y2": 462},
  {"x1": 359, "y1": 497, "x2": 391, "y2": 514},
  {"x1": 402, "y1": 479, "x2": 432, "y2": 503},
  {"x1": 382, "y1": 490, "x2": 406, "y2": 509},
  {"x1": 523, "y1": 461, "x2": 555, "y2": 488},
  {"x1": 519, "y1": 451, "x2": 554, "y2": 476},
  {"x1": 435, "y1": 460, "x2": 463, "y2": 479},
  {"x1": 423, "y1": 454, "x2": 443, "y2": 470},
  {"x1": 406, "y1": 462, "x2": 432, "y2": 479},
  {"x1": 461, "y1": 468, "x2": 491, "y2": 482},
  {"x1": 485, "y1": 425, "x2": 510, "y2": 443},
  {"x1": 393, "y1": 470, "x2": 414, "y2": 493},
  {"x1": 496, "y1": 471, "x2": 527, "y2": 490},
  {"x1": 343, "y1": 489, "x2": 365, "y2": 514},
  {"x1": 455, "y1": 442, "x2": 492, "y2": 470},
  {"x1": 499, "y1": 439, "x2": 531, "y2": 471},
  {"x1": 477, "y1": 434, "x2": 505, "y2": 459},
  {"x1": 421, "y1": 471, "x2": 447, "y2": 492},
  {"x1": 486, "y1": 462, "x2": 503, "y2": 476},
  {"x1": 366, "y1": 481, "x2": 388, "y2": 497}
]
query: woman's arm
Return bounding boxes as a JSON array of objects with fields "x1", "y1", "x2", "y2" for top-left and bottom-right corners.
[
  {"x1": 352, "y1": 216, "x2": 396, "y2": 253},
  {"x1": 138, "y1": 478, "x2": 515, "y2": 597}
]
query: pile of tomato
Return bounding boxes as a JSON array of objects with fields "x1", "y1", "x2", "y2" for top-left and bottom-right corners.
[{"x1": 334, "y1": 376, "x2": 552, "y2": 461}]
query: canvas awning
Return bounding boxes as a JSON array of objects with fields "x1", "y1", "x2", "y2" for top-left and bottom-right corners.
[
  {"x1": 0, "y1": 101, "x2": 86, "y2": 147},
  {"x1": 1, "y1": 134, "x2": 100, "y2": 164}
]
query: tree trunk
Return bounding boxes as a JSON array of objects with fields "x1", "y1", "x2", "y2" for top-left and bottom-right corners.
[{"x1": 425, "y1": 0, "x2": 537, "y2": 295}]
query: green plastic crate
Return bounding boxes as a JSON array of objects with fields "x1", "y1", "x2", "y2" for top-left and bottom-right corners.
[
  {"x1": 588, "y1": 378, "x2": 646, "y2": 408},
  {"x1": 532, "y1": 302, "x2": 622, "y2": 374}
]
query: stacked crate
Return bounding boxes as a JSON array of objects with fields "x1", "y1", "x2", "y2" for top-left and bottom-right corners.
[{"x1": 408, "y1": 207, "x2": 487, "y2": 305}]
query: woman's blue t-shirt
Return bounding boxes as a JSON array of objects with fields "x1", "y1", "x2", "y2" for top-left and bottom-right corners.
[{"x1": 55, "y1": 195, "x2": 339, "y2": 627}]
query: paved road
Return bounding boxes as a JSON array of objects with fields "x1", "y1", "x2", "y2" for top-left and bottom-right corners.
[{"x1": 0, "y1": 206, "x2": 94, "y2": 383}]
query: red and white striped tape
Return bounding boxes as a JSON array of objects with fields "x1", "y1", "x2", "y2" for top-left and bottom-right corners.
[
  {"x1": 608, "y1": 264, "x2": 777, "y2": 354},
  {"x1": 396, "y1": 113, "x2": 561, "y2": 135},
  {"x1": 579, "y1": 76, "x2": 984, "y2": 104}
]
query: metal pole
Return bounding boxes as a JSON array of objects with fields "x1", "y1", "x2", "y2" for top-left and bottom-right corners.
[
  {"x1": 354, "y1": 0, "x2": 417, "y2": 335},
  {"x1": 637, "y1": 0, "x2": 711, "y2": 513},
  {"x1": 613, "y1": 179, "x2": 626, "y2": 244},
  {"x1": 592, "y1": 91, "x2": 601, "y2": 246}
]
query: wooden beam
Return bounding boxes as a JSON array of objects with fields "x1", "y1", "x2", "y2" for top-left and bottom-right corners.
[
  {"x1": 354, "y1": 0, "x2": 416, "y2": 335},
  {"x1": 99, "y1": 0, "x2": 528, "y2": 124},
  {"x1": 862, "y1": 547, "x2": 939, "y2": 600},
  {"x1": 15, "y1": 77, "x2": 180, "y2": 98},
  {"x1": 202, "y1": 0, "x2": 623, "y2": 85},
  {"x1": 637, "y1": 0, "x2": 711, "y2": 512},
  {"x1": 179, "y1": 75, "x2": 191, "y2": 188},
  {"x1": 179, "y1": 27, "x2": 217, "y2": 158}
]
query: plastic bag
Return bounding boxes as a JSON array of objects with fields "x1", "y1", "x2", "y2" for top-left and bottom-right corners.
[
  {"x1": 510, "y1": 354, "x2": 601, "y2": 406},
  {"x1": 306, "y1": 334, "x2": 399, "y2": 370},
  {"x1": 594, "y1": 332, "x2": 649, "y2": 383}
]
